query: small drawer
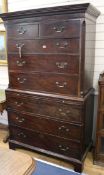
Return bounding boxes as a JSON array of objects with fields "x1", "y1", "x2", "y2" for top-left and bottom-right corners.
[
  {"x1": 8, "y1": 38, "x2": 79, "y2": 55},
  {"x1": 39, "y1": 20, "x2": 81, "y2": 38},
  {"x1": 8, "y1": 54, "x2": 79, "y2": 74},
  {"x1": 6, "y1": 91, "x2": 83, "y2": 123},
  {"x1": 9, "y1": 72, "x2": 79, "y2": 96},
  {"x1": 8, "y1": 111, "x2": 83, "y2": 140},
  {"x1": 9, "y1": 126, "x2": 81, "y2": 159},
  {"x1": 7, "y1": 24, "x2": 39, "y2": 39}
]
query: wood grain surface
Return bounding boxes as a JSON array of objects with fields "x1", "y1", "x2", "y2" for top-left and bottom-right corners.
[{"x1": 0, "y1": 148, "x2": 35, "y2": 175}]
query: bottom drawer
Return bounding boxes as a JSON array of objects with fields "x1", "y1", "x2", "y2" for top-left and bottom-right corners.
[{"x1": 9, "y1": 126, "x2": 81, "y2": 159}]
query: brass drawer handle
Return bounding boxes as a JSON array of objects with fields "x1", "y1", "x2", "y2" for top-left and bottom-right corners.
[
  {"x1": 17, "y1": 27, "x2": 26, "y2": 35},
  {"x1": 16, "y1": 43, "x2": 24, "y2": 58},
  {"x1": 80, "y1": 91, "x2": 84, "y2": 97},
  {"x1": 56, "y1": 41, "x2": 69, "y2": 49},
  {"x1": 16, "y1": 94, "x2": 20, "y2": 96},
  {"x1": 16, "y1": 60, "x2": 26, "y2": 67},
  {"x1": 15, "y1": 101, "x2": 23, "y2": 107},
  {"x1": 53, "y1": 26, "x2": 65, "y2": 33},
  {"x1": 17, "y1": 132, "x2": 26, "y2": 138},
  {"x1": 58, "y1": 108, "x2": 71, "y2": 116},
  {"x1": 16, "y1": 117, "x2": 25, "y2": 123},
  {"x1": 56, "y1": 82, "x2": 67, "y2": 88},
  {"x1": 17, "y1": 77, "x2": 26, "y2": 84},
  {"x1": 58, "y1": 125, "x2": 70, "y2": 132},
  {"x1": 58, "y1": 145, "x2": 70, "y2": 152},
  {"x1": 56, "y1": 62, "x2": 68, "y2": 69}
]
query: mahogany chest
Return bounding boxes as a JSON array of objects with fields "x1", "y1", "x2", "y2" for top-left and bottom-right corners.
[{"x1": 0, "y1": 3, "x2": 100, "y2": 172}]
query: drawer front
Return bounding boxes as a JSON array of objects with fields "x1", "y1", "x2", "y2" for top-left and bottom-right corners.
[
  {"x1": 8, "y1": 111, "x2": 82, "y2": 140},
  {"x1": 39, "y1": 20, "x2": 80, "y2": 38},
  {"x1": 9, "y1": 72, "x2": 78, "y2": 96},
  {"x1": 7, "y1": 24, "x2": 39, "y2": 39},
  {"x1": 8, "y1": 39, "x2": 79, "y2": 54},
  {"x1": 10, "y1": 126, "x2": 81, "y2": 159},
  {"x1": 8, "y1": 54, "x2": 79, "y2": 74},
  {"x1": 6, "y1": 92, "x2": 82, "y2": 123}
]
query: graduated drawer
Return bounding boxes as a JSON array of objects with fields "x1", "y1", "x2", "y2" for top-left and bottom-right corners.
[
  {"x1": 9, "y1": 126, "x2": 81, "y2": 159},
  {"x1": 8, "y1": 110, "x2": 82, "y2": 140},
  {"x1": 8, "y1": 38, "x2": 79, "y2": 54},
  {"x1": 7, "y1": 24, "x2": 39, "y2": 39},
  {"x1": 39, "y1": 19, "x2": 81, "y2": 38},
  {"x1": 9, "y1": 72, "x2": 79, "y2": 96},
  {"x1": 6, "y1": 91, "x2": 82, "y2": 123},
  {"x1": 8, "y1": 54, "x2": 79, "y2": 74}
]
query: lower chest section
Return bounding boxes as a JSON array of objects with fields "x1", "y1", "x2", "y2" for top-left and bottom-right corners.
[{"x1": 7, "y1": 90, "x2": 86, "y2": 159}]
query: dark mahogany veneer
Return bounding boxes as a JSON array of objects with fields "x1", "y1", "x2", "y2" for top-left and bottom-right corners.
[{"x1": 0, "y1": 3, "x2": 100, "y2": 173}]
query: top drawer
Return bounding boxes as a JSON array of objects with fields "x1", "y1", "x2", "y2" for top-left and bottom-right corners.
[
  {"x1": 6, "y1": 91, "x2": 83, "y2": 124},
  {"x1": 7, "y1": 20, "x2": 81, "y2": 39},
  {"x1": 7, "y1": 24, "x2": 39, "y2": 39},
  {"x1": 39, "y1": 20, "x2": 81, "y2": 38}
]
